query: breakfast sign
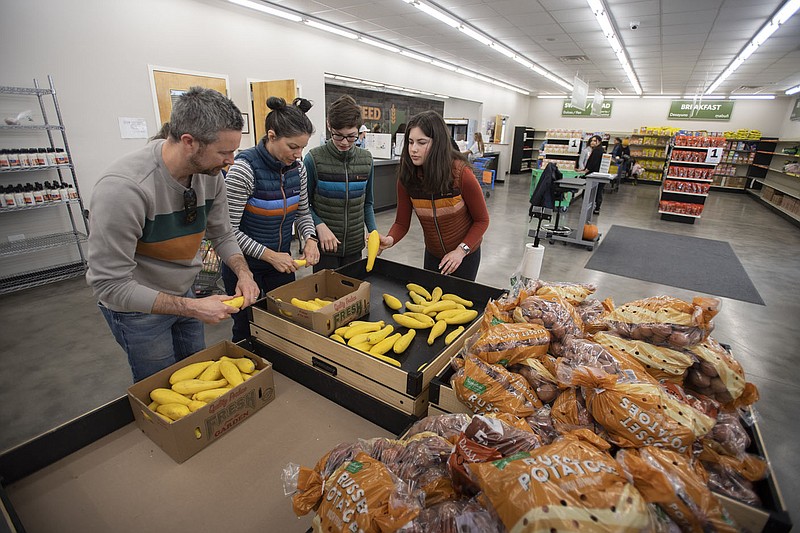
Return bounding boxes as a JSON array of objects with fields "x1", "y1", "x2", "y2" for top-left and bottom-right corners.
[{"x1": 668, "y1": 100, "x2": 734, "y2": 120}]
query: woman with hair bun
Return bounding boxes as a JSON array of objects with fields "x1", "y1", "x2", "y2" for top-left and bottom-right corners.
[{"x1": 222, "y1": 96, "x2": 319, "y2": 341}]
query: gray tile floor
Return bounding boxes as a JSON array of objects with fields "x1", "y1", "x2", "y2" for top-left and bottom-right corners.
[{"x1": 0, "y1": 173, "x2": 797, "y2": 520}]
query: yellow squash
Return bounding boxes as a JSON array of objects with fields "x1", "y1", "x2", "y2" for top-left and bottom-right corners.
[
  {"x1": 427, "y1": 320, "x2": 447, "y2": 345},
  {"x1": 366, "y1": 230, "x2": 380, "y2": 272},
  {"x1": 192, "y1": 387, "x2": 232, "y2": 402},
  {"x1": 150, "y1": 388, "x2": 192, "y2": 406},
  {"x1": 222, "y1": 296, "x2": 245, "y2": 309},
  {"x1": 172, "y1": 378, "x2": 229, "y2": 395},
  {"x1": 294, "y1": 259, "x2": 307, "y2": 267},
  {"x1": 157, "y1": 403, "x2": 191, "y2": 421},
  {"x1": 442, "y1": 309, "x2": 479, "y2": 325},
  {"x1": 169, "y1": 361, "x2": 214, "y2": 385},
  {"x1": 406, "y1": 283, "x2": 432, "y2": 300},
  {"x1": 441, "y1": 294, "x2": 473, "y2": 307},
  {"x1": 198, "y1": 360, "x2": 222, "y2": 381},
  {"x1": 393, "y1": 314, "x2": 431, "y2": 329},
  {"x1": 393, "y1": 329, "x2": 416, "y2": 354},
  {"x1": 444, "y1": 326, "x2": 465, "y2": 345},
  {"x1": 187, "y1": 400, "x2": 207, "y2": 412},
  {"x1": 220, "y1": 356, "x2": 255, "y2": 374},
  {"x1": 430, "y1": 286, "x2": 443, "y2": 303},
  {"x1": 367, "y1": 325, "x2": 394, "y2": 344},
  {"x1": 403, "y1": 312, "x2": 435, "y2": 327},
  {"x1": 408, "y1": 291, "x2": 428, "y2": 306},
  {"x1": 382, "y1": 293, "x2": 403, "y2": 310},
  {"x1": 343, "y1": 321, "x2": 384, "y2": 339},
  {"x1": 370, "y1": 333, "x2": 402, "y2": 355},
  {"x1": 219, "y1": 360, "x2": 244, "y2": 387}
]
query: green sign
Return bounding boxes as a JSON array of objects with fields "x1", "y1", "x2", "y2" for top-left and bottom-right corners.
[
  {"x1": 668, "y1": 100, "x2": 734, "y2": 120},
  {"x1": 561, "y1": 100, "x2": 613, "y2": 117},
  {"x1": 791, "y1": 96, "x2": 800, "y2": 121}
]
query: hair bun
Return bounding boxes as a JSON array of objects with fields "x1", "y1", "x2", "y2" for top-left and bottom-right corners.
[
  {"x1": 293, "y1": 97, "x2": 313, "y2": 114},
  {"x1": 266, "y1": 96, "x2": 287, "y2": 111}
]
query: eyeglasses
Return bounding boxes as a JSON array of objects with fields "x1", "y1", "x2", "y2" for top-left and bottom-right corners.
[
  {"x1": 330, "y1": 131, "x2": 359, "y2": 143},
  {"x1": 183, "y1": 187, "x2": 197, "y2": 224}
]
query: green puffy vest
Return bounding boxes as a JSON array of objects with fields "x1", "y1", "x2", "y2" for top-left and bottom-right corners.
[{"x1": 308, "y1": 142, "x2": 373, "y2": 256}]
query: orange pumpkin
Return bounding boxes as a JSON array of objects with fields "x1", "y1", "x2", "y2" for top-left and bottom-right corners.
[{"x1": 583, "y1": 224, "x2": 599, "y2": 240}]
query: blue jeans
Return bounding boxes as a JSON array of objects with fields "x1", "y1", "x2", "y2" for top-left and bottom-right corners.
[{"x1": 99, "y1": 291, "x2": 205, "y2": 382}]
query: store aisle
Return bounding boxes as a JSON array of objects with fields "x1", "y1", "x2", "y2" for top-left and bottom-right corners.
[{"x1": 1, "y1": 172, "x2": 797, "y2": 520}]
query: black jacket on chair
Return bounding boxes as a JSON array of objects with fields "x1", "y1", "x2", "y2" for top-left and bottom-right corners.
[{"x1": 529, "y1": 162, "x2": 562, "y2": 216}]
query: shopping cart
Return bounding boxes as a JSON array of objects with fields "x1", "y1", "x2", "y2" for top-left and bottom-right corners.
[
  {"x1": 472, "y1": 156, "x2": 495, "y2": 198},
  {"x1": 193, "y1": 239, "x2": 225, "y2": 296}
]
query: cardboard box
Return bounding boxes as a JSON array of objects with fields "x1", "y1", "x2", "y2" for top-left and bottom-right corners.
[
  {"x1": 127, "y1": 341, "x2": 275, "y2": 463},
  {"x1": 265, "y1": 270, "x2": 370, "y2": 336}
]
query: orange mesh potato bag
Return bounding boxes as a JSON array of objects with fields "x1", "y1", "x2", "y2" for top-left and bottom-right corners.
[
  {"x1": 593, "y1": 331, "x2": 693, "y2": 384},
  {"x1": 616, "y1": 447, "x2": 739, "y2": 532},
  {"x1": 315, "y1": 451, "x2": 421, "y2": 533},
  {"x1": 451, "y1": 356, "x2": 542, "y2": 417},
  {"x1": 468, "y1": 322, "x2": 550, "y2": 367},
  {"x1": 571, "y1": 367, "x2": 714, "y2": 454},
  {"x1": 685, "y1": 337, "x2": 760, "y2": 407},
  {"x1": 604, "y1": 295, "x2": 720, "y2": 349},
  {"x1": 466, "y1": 431, "x2": 654, "y2": 532}
]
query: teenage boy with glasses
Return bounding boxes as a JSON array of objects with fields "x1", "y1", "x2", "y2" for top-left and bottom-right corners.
[
  {"x1": 304, "y1": 95, "x2": 385, "y2": 271},
  {"x1": 86, "y1": 87, "x2": 259, "y2": 382}
]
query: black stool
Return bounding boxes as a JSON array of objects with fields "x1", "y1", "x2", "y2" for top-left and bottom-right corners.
[{"x1": 542, "y1": 182, "x2": 571, "y2": 238}]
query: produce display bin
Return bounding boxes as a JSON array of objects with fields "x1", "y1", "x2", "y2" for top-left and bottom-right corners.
[
  {"x1": 250, "y1": 257, "x2": 504, "y2": 432},
  {"x1": 427, "y1": 361, "x2": 791, "y2": 532},
  {"x1": 127, "y1": 341, "x2": 275, "y2": 463}
]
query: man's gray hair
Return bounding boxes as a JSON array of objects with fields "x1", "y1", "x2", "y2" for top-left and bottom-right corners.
[{"x1": 168, "y1": 87, "x2": 243, "y2": 144}]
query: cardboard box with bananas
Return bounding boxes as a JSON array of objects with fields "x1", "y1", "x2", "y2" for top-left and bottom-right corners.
[
  {"x1": 261, "y1": 270, "x2": 371, "y2": 336},
  {"x1": 127, "y1": 341, "x2": 275, "y2": 463}
]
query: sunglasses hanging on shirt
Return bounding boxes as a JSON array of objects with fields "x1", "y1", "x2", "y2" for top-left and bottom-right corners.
[{"x1": 183, "y1": 187, "x2": 197, "y2": 224}]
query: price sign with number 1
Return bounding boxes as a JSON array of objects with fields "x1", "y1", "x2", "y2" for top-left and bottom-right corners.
[
  {"x1": 567, "y1": 138, "x2": 580, "y2": 153},
  {"x1": 705, "y1": 147, "x2": 722, "y2": 164}
]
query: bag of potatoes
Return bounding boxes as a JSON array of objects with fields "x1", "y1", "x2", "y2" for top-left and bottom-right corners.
[
  {"x1": 508, "y1": 357, "x2": 560, "y2": 404},
  {"x1": 551, "y1": 387, "x2": 601, "y2": 435},
  {"x1": 616, "y1": 446, "x2": 739, "y2": 532},
  {"x1": 575, "y1": 297, "x2": 613, "y2": 334},
  {"x1": 685, "y1": 337, "x2": 759, "y2": 406},
  {"x1": 513, "y1": 293, "x2": 584, "y2": 356},
  {"x1": 569, "y1": 366, "x2": 715, "y2": 454},
  {"x1": 535, "y1": 280, "x2": 597, "y2": 305},
  {"x1": 466, "y1": 430, "x2": 655, "y2": 532},
  {"x1": 604, "y1": 295, "x2": 720, "y2": 349},
  {"x1": 593, "y1": 331, "x2": 693, "y2": 384},
  {"x1": 466, "y1": 322, "x2": 550, "y2": 367},
  {"x1": 451, "y1": 356, "x2": 542, "y2": 417}
]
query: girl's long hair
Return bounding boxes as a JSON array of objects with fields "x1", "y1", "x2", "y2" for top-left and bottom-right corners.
[{"x1": 397, "y1": 110, "x2": 468, "y2": 195}]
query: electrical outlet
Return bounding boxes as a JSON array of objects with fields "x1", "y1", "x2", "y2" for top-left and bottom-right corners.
[{"x1": 8, "y1": 234, "x2": 25, "y2": 242}]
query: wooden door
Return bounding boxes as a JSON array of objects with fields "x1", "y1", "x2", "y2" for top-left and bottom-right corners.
[
  {"x1": 152, "y1": 70, "x2": 228, "y2": 128},
  {"x1": 251, "y1": 80, "x2": 297, "y2": 142}
]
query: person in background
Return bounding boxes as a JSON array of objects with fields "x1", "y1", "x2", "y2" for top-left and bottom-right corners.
[
  {"x1": 578, "y1": 138, "x2": 593, "y2": 170},
  {"x1": 86, "y1": 87, "x2": 259, "y2": 382},
  {"x1": 462, "y1": 131, "x2": 485, "y2": 163},
  {"x1": 611, "y1": 137, "x2": 630, "y2": 188},
  {"x1": 629, "y1": 158, "x2": 644, "y2": 186},
  {"x1": 355, "y1": 124, "x2": 368, "y2": 148},
  {"x1": 380, "y1": 110, "x2": 490, "y2": 281},
  {"x1": 578, "y1": 134, "x2": 606, "y2": 214},
  {"x1": 304, "y1": 95, "x2": 383, "y2": 271},
  {"x1": 372, "y1": 124, "x2": 382, "y2": 133},
  {"x1": 222, "y1": 96, "x2": 320, "y2": 342}
]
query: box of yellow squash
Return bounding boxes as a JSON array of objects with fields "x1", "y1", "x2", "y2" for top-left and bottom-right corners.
[
  {"x1": 127, "y1": 341, "x2": 275, "y2": 463},
  {"x1": 258, "y1": 269, "x2": 371, "y2": 336}
]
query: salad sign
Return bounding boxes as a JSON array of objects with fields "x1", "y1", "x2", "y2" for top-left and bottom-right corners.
[{"x1": 668, "y1": 100, "x2": 734, "y2": 120}]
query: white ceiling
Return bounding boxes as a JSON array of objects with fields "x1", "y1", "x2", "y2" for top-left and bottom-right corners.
[{"x1": 263, "y1": 0, "x2": 800, "y2": 96}]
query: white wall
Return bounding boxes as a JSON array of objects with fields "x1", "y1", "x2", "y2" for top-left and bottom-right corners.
[
  {"x1": 0, "y1": 0, "x2": 529, "y2": 203},
  {"x1": 777, "y1": 97, "x2": 800, "y2": 140},
  {"x1": 527, "y1": 97, "x2": 792, "y2": 137}
]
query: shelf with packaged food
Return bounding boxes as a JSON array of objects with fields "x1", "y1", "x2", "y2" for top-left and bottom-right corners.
[{"x1": 0, "y1": 76, "x2": 88, "y2": 294}]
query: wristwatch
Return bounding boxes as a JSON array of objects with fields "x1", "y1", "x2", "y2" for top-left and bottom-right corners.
[{"x1": 459, "y1": 242, "x2": 471, "y2": 254}]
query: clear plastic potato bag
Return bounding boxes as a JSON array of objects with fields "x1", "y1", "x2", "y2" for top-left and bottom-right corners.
[
  {"x1": 593, "y1": 331, "x2": 694, "y2": 384},
  {"x1": 685, "y1": 337, "x2": 759, "y2": 407},
  {"x1": 535, "y1": 280, "x2": 597, "y2": 305},
  {"x1": 513, "y1": 293, "x2": 585, "y2": 356}
]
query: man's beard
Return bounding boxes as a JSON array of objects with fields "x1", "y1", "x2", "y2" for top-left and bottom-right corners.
[{"x1": 188, "y1": 152, "x2": 221, "y2": 176}]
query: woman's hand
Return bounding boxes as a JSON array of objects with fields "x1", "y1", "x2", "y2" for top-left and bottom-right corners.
[
  {"x1": 261, "y1": 249, "x2": 297, "y2": 273},
  {"x1": 379, "y1": 235, "x2": 394, "y2": 251},
  {"x1": 302, "y1": 238, "x2": 320, "y2": 265},
  {"x1": 439, "y1": 246, "x2": 467, "y2": 276},
  {"x1": 316, "y1": 223, "x2": 340, "y2": 254}
]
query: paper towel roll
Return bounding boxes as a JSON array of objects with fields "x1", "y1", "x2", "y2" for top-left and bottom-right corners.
[{"x1": 520, "y1": 243, "x2": 545, "y2": 280}]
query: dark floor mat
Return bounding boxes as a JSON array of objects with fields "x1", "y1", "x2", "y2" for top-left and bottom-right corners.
[{"x1": 585, "y1": 225, "x2": 764, "y2": 305}]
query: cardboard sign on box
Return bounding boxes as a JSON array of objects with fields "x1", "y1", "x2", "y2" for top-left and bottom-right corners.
[
  {"x1": 264, "y1": 269, "x2": 370, "y2": 335},
  {"x1": 127, "y1": 341, "x2": 275, "y2": 463}
]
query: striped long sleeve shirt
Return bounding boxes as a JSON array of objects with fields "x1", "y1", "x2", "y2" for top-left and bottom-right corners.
[{"x1": 224, "y1": 158, "x2": 316, "y2": 260}]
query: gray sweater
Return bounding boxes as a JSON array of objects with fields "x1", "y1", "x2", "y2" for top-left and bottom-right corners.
[{"x1": 86, "y1": 140, "x2": 241, "y2": 313}]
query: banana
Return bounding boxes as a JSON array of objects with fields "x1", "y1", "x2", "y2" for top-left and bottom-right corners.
[
  {"x1": 441, "y1": 294, "x2": 473, "y2": 307},
  {"x1": 382, "y1": 293, "x2": 403, "y2": 310},
  {"x1": 427, "y1": 320, "x2": 447, "y2": 345},
  {"x1": 444, "y1": 326, "x2": 465, "y2": 345},
  {"x1": 406, "y1": 283, "x2": 432, "y2": 300},
  {"x1": 393, "y1": 329, "x2": 416, "y2": 354}
]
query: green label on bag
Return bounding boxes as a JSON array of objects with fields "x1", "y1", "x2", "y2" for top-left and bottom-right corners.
[
  {"x1": 345, "y1": 461, "x2": 363, "y2": 474},
  {"x1": 463, "y1": 377, "x2": 487, "y2": 395},
  {"x1": 492, "y1": 451, "x2": 530, "y2": 470}
]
